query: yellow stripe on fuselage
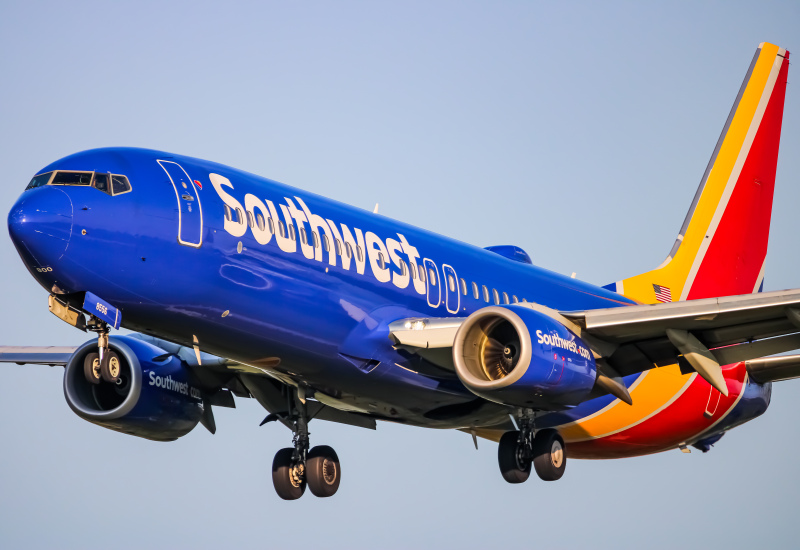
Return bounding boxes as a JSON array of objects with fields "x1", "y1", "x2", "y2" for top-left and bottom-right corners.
[{"x1": 559, "y1": 365, "x2": 695, "y2": 442}]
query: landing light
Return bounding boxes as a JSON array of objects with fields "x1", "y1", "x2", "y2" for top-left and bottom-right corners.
[{"x1": 404, "y1": 320, "x2": 427, "y2": 330}]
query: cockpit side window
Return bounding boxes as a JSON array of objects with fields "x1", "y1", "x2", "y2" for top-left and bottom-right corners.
[
  {"x1": 26, "y1": 172, "x2": 54, "y2": 190},
  {"x1": 93, "y1": 173, "x2": 111, "y2": 194},
  {"x1": 51, "y1": 171, "x2": 93, "y2": 186},
  {"x1": 110, "y1": 175, "x2": 132, "y2": 195}
]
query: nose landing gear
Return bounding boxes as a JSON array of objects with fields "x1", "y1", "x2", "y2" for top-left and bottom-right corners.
[
  {"x1": 82, "y1": 317, "x2": 121, "y2": 385},
  {"x1": 270, "y1": 390, "x2": 342, "y2": 500},
  {"x1": 498, "y1": 414, "x2": 566, "y2": 483}
]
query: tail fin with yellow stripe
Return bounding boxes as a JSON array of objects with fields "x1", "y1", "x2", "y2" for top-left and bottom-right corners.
[{"x1": 607, "y1": 42, "x2": 790, "y2": 305}]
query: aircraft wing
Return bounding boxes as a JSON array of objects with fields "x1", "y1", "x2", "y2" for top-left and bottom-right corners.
[
  {"x1": 390, "y1": 288, "x2": 800, "y2": 395},
  {"x1": 563, "y1": 288, "x2": 800, "y2": 378},
  {"x1": 0, "y1": 346, "x2": 78, "y2": 365}
]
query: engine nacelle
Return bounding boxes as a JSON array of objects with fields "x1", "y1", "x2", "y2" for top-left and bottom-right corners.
[
  {"x1": 64, "y1": 336, "x2": 203, "y2": 441},
  {"x1": 453, "y1": 306, "x2": 596, "y2": 409}
]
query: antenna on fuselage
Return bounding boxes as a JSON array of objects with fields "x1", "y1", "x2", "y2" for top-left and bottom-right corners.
[{"x1": 373, "y1": 203, "x2": 379, "y2": 214}]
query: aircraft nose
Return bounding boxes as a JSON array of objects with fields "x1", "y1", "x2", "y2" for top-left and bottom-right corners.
[{"x1": 8, "y1": 187, "x2": 74, "y2": 266}]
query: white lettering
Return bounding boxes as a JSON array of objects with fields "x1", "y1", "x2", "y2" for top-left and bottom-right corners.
[
  {"x1": 366, "y1": 232, "x2": 390, "y2": 283},
  {"x1": 286, "y1": 198, "x2": 313, "y2": 260},
  {"x1": 296, "y1": 197, "x2": 335, "y2": 265},
  {"x1": 210, "y1": 173, "x2": 247, "y2": 237},
  {"x1": 386, "y1": 238, "x2": 409, "y2": 289},
  {"x1": 244, "y1": 194, "x2": 273, "y2": 245},
  {"x1": 265, "y1": 200, "x2": 296, "y2": 253}
]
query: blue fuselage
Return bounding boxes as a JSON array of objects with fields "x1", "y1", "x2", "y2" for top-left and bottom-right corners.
[{"x1": 8, "y1": 147, "x2": 635, "y2": 428}]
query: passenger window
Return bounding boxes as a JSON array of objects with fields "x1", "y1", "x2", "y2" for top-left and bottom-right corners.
[
  {"x1": 448, "y1": 275, "x2": 455, "y2": 292},
  {"x1": 323, "y1": 234, "x2": 330, "y2": 251},
  {"x1": 300, "y1": 227, "x2": 307, "y2": 245},
  {"x1": 247, "y1": 211, "x2": 255, "y2": 228},
  {"x1": 289, "y1": 224, "x2": 296, "y2": 241},
  {"x1": 357, "y1": 246, "x2": 364, "y2": 262},
  {"x1": 52, "y1": 171, "x2": 92, "y2": 186},
  {"x1": 256, "y1": 213, "x2": 265, "y2": 231},
  {"x1": 26, "y1": 171, "x2": 53, "y2": 190},
  {"x1": 312, "y1": 232, "x2": 319, "y2": 248},
  {"x1": 503, "y1": 292, "x2": 509, "y2": 305},
  {"x1": 346, "y1": 243, "x2": 353, "y2": 258},
  {"x1": 419, "y1": 266, "x2": 426, "y2": 283},
  {"x1": 482, "y1": 285, "x2": 489, "y2": 302},
  {"x1": 472, "y1": 282, "x2": 479, "y2": 299},
  {"x1": 460, "y1": 278, "x2": 467, "y2": 295},
  {"x1": 410, "y1": 263, "x2": 416, "y2": 279},
  {"x1": 492, "y1": 289, "x2": 500, "y2": 305},
  {"x1": 278, "y1": 220, "x2": 286, "y2": 238},
  {"x1": 236, "y1": 208, "x2": 244, "y2": 224},
  {"x1": 111, "y1": 175, "x2": 131, "y2": 194},
  {"x1": 268, "y1": 217, "x2": 275, "y2": 234},
  {"x1": 335, "y1": 239, "x2": 342, "y2": 255},
  {"x1": 400, "y1": 260, "x2": 407, "y2": 276},
  {"x1": 429, "y1": 269, "x2": 436, "y2": 286},
  {"x1": 378, "y1": 253, "x2": 386, "y2": 269},
  {"x1": 93, "y1": 173, "x2": 111, "y2": 194},
  {"x1": 224, "y1": 204, "x2": 232, "y2": 221}
]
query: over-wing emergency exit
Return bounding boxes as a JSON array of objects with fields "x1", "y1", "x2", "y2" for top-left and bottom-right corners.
[{"x1": 2, "y1": 42, "x2": 796, "y2": 499}]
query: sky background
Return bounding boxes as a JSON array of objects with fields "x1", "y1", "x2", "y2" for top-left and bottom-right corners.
[{"x1": 1, "y1": 1, "x2": 799, "y2": 548}]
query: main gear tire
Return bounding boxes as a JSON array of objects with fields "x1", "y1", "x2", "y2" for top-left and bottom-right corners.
[
  {"x1": 306, "y1": 445, "x2": 341, "y2": 498},
  {"x1": 272, "y1": 448, "x2": 306, "y2": 500},
  {"x1": 498, "y1": 430, "x2": 531, "y2": 484},
  {"x1": 532, "y1": 429, "x2": 566, "y2": 481}
]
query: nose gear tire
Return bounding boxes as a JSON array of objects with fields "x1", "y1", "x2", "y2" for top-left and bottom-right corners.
[
  {"x1": 83, "y1": 352, "x2": 101, "y2": 385},
  {"x1": 272, "y1": 447, "x2": 306, "y2": 500},
  {"x1": 532, "y1": 429, "x2": 566, "y2": 481},
  {"x1": 306, "y1": 445, "x2": 341, "y2": 497},
  {"x1": 498, "y1": 430, "x2": 531, "y2": 484},
  {"x1": 100, "y1": 351, "x2": 121, "y2": 383}
]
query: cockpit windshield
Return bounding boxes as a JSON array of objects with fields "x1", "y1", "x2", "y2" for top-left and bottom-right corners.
[
  {"x1": 25, "y1": 172, "x2": 53, "y2": 190},
  {"x1": 25, "y1": 170, "x2": 132, "y2": 196},
  {"x1": 52, "y1": 171, "x2": 93, "y2": 186}
]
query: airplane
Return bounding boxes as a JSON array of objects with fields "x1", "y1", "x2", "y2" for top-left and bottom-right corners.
[{"x1": 2, "y1": 42, "x2": 796, "y2": 500}]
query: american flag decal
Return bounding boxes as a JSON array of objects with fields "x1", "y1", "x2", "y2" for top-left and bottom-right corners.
[{"x1": 653, "y1": 284, "x2": 672, "y2": 303}]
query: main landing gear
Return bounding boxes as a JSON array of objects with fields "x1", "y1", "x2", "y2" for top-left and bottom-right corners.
[
  {"x1": 82, "y1": 317, "x2": 121, "y2": 385},
  {"x1": 270, "y1": 390, "x2": 342, "y2": 500},
  {"x1": 498, "y1": 415, "x2": 566, "y2": 483}
]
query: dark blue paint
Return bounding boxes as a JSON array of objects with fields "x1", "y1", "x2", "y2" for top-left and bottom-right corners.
[
  {"x1": 10, "y1": 147, "x2": 636, "y2": 429},
  {"x1": 64, "y1": 336, "x2": 202, "y2": 441}
]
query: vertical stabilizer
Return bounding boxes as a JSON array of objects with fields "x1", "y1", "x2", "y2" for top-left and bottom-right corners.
[{"x1": 610, "y1": 43, "x2": 790, "y2": 305}]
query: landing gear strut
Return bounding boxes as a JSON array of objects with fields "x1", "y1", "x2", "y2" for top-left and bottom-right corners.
[
  {"x1": 271, "y1": 389, "x2": 342, "y2": 500},
  {"x1": 498, "y1": 413, "x2": 566, "y2": 483},
  {"x1": 83, "y1": 317, "x2": 121, "y2": 385}
]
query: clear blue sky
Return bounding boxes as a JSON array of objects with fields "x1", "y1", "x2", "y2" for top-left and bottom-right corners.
[{"x1": 1, "y1": 1, "x2": 798, "y2": 548}]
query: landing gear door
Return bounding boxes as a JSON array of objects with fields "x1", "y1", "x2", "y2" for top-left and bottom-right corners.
[{"x1": 158, "y1": 160, "x2": 203, "y2": 248}]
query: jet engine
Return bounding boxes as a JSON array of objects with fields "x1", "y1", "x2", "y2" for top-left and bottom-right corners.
[
  {"x1": 453, "y1": 306, "x2": 597, "y2": 409},
  {"x1": 63, "y1": 336, "x2": 203, "y2": 441}
]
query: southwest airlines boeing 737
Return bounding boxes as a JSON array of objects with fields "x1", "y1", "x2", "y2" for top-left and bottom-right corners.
[{"x1": 3, "y1": 43, "x2": 796, "y2": 500}]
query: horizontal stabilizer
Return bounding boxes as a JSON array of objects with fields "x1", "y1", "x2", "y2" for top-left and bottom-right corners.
[{"x1": 746, "y1": 354, "x2": 800, "y2": 383}]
